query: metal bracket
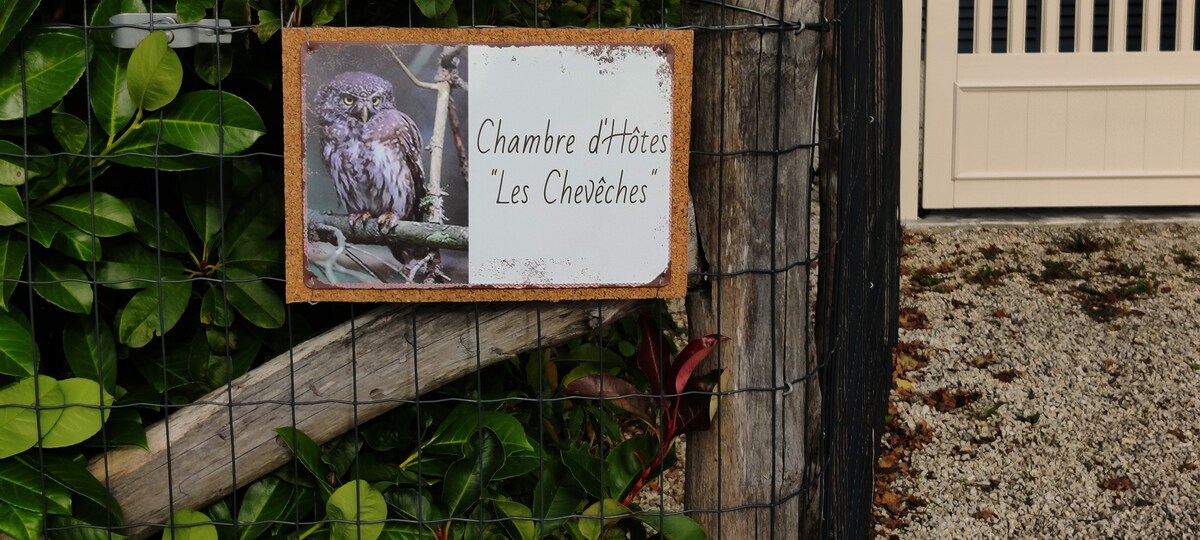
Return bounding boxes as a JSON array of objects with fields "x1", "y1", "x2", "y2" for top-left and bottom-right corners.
[{"x1": 109, "y1": 13, "x2": 233, "y2": 49}]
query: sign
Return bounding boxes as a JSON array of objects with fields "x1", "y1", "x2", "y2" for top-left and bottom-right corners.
[{"x1": 283, "y1": 28, "x2": 692, "y2": 303}]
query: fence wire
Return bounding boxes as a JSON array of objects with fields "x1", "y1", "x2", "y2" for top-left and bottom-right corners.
[{"x1": 1, "y1": 0, "x2": 896, "y2": 538}]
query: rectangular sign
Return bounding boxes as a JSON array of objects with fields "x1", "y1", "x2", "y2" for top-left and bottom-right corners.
[{"x1": 283, "y1": 28, "x2": 692, "y2": 303}]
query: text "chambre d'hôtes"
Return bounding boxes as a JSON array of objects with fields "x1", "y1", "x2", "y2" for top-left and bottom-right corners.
[{"x1": 476, "y1": 118, "x2": 668, "y2": 206}]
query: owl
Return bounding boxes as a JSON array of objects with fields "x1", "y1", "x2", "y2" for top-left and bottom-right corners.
[{"x1": 315, "y1": 71, "x2": 425, "y2": 232}]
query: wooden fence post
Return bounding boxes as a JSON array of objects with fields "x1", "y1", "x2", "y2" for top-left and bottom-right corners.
[
  {"x1": 817, "y1": 1, "x2": 903, "y2": 538},
  {"x1": 683, "y1": 0, "x2": 823, "y2": 537}
]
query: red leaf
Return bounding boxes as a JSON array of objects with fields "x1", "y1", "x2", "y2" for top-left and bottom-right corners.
[
  {"x1": 637, "y1": 313, "x2": 667, "y2": 395},
  {"x1": 563, "y1": 374, "x2": 653, "y2": 422},
  {"x1": 674, "y1": 368, "x2": 726, "y2": 435},
  {"x1": 669, "y1": 334, "x2": 728, "y2": 394},
  {"x1": 674, "y1": 394, "x2": 715, "y2": 435}
]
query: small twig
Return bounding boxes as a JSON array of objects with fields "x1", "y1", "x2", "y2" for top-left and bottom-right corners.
[
  {"x1": 405, "y1": 252, "x2": 437, "y2": 283},
  {"x1": 447, "y1": 94, "x2": 469, "y2": 183},
  {"x1": 387, "y1": 46, "x2": 440, "y2": 90}
]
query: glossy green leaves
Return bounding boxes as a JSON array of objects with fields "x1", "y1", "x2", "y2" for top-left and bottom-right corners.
[
  {"x1": 0, "y1": 30, "x2": 88, "y2": 120},
  {"x1": 126, "y1": 31, "x2": 181, "y2": 112},
  {"x1": 0, "y1": 376, "x2": 112, "y2": 458}
]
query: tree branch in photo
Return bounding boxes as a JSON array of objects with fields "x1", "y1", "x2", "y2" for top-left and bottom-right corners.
[
  {"x1": 386, "y1": 45, "x2": 469, "y2": 225},
  {"x1": 308, "y1": 212, "x2": 469, "y2": 251}
]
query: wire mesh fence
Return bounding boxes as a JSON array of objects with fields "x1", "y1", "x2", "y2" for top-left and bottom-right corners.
[{"x1": 0, "y1": 0, "x2": 896, "y2": 538}]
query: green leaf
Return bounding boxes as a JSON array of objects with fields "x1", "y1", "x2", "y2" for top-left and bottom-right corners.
[
  {"x1": 491, "y1": 499, "x2": 535, "y2": 540},
  {"x1": 441, "y1": 428, "x2": 505, "y2": 516},
  {"x1": 46, "y1": 515, "x2": 129, "y2": 540},
  {"x1": 25, "y1": 208, "x2": 62, "y2": 247},
  {"x1": 224, "y1": 240, "x2": 282, "y2": 276},
  {"x1": 52, "y1": 109, "x2": 89, "y2": 154},
  {"x1": 422, "y1": 405, "x2": 534, "y2": 457},
  {"x1": 564, "y1": 343, "x2": 625, "y2": 368},
  {"x1": 377, "y1": 523, "x2": 434, "y2": 540},
  {"x1": 200, "y1": 286, "x2": 233, "y2": 327},
  {"x1": 634, "y1": 512, "x2": 706, "y2": 540},
  {"x1": 176, "y1": 0, "x2": 213, "y2": 22},
  {"x1": 126, "y1": 31, "x2": 182, "y2": 112},
  {"x1": 195, "y1": 45, "x2": 233, "y2": 85},
  {"x1": 605, "y1": 435, "x2": 669, "y2": 500},
  {"x1": 106, "y1": 123, "x2": 217, "y2": 171},
  {"x1": 164, "y1": 509, "x2": 218, "y2": 540},
  {"x1": 560, "y1": 445, "x2": 602, "y2": 499},
  {"x1": 220, "y1": 0, "x2": 250, "y2": 25},
  {"x1": 39, "y1": 377, "x2": 113, "y2": 448},
  {"x1": 533, "y1": 463, "x2": 584, "y2": 536},
  {"x1": 0, "y1": 309, "x2": 34, "y2": 376},
  {"x1": 32, "y1": 254, "x2": 93, "y2": 314},
  {"x1": 223, "y1": 268, "x2": 284, "y2": 329},
  {"x1": 96, "y1": 241, "x2": 186, "y2": 290},
  {"x1": 157, "y1": 91, "x2": 266, "y2": 154},
  {"x1": 51, "y1": 222, "x2": 101, "y2": 262},
  {"x1": 46, "y1": 192, "x2": 136, "y2": 237},
  {"x1": 0, "y1": 456, "x2": 72, "y2": 514},
  {"x1": 235, "y1": 477, "x2": 294, "y2": 540},
  {"x1": 273, "y1": 426, "x2": 332, "y2": 497},
  {"x1": 181, "y1": 175, "x2": 223, "y2": 250},
  {"x1": 309, "y1": 0, "x2": 344, "y2": 25},
  {"x1": 578, "y1": 499, "x2": 630, "y2": 540},
  {"x1": 125, "y1": 198, "x2": 190, "y2": 253},
  {"x1": 82, "y1": 406, "x2": 145, "y2": 449},
  {"x1": 254, "y1": 11, "x2": 280, "y2": 44},
  {"x1": 0, "y1": 30, "x2": 89, "y2": 120},
  {"x1": 413, "y1": 0, "x2": 454, "y2": 18},
  {"x1": 33, "y1": 453, "x2": 123, "y2": 527},
  {"x1": 0, "y1": 140, "x2": 30, "y2": 185},
  {"x1": 0, "y1": 0, "x2": 41, "y2": 56},
  {"x1": 117, "y1": 281, "x2": 192, "y2": 348},
  {"x1": 89, "y1": 0, "x2": 146, "y2": 45},
  {"x1": 0, "y1": 375, "x2": 63, "y2": 459},
  {"x1": 188, "y1": 350, "x2": 231, "y2": 392},
  {"x1": 0, "y1": 228, "x2": 26, "y2": 309},
  {"x1": 322, "y1": 433, "x2": 361, "y2": 479},
  {"x1": 383, "y1": 488, "x2": 441, "y2": 524},
  {"x1": 0, "y1": 185, "x2": 24, "y2": 225},
  {"x1": 223, "y1": 185, "x2": 282, "y2": 249},
  {"x1": 0, "y1": 503, "x2": 40, "y2": 540},
  {"x1": 89, "y1": 46, "x2": 134, "y2": 136},
  {"x1": 326, "y1": 480, "x2": 386, "y2": 540},
  {"x1": 63, "y1": 316, "x2": 117, "y2": 392}
]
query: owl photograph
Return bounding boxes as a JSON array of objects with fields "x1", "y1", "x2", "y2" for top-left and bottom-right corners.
[{"x1": 301, "y1": 43, "x2": 469, "y2": 287}]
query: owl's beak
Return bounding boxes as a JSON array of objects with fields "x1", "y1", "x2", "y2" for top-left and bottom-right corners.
[{"x1": 359, "y1": 108, "x2": 371, "y2": 123}]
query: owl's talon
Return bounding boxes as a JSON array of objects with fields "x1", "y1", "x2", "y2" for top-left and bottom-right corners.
[
  {"x1": 348, "y1": 212, "x2": 372, "y2": 231},
  {"x1": 376, "y1": 212, "x2": 402, "y2": 234}
]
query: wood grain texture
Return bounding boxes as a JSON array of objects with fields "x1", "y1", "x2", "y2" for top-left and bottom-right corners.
[
  {"x1": 818, "y1": 1, "x2": 902, "y2": 538},
  {"x1": 682, "y1": 0, "x2": 822, "y2": 537},
  {"x1": 89, "y1": 300, "x2": 638, "y2": 538}
]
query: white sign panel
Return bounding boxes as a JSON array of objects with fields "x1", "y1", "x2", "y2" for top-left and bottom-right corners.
[
  {"x1": 469, "y1": 45, "x2": 673, "y2": 286},
  {"x1": 284, "y1": 28, "x2": 692, "y2": 303}
]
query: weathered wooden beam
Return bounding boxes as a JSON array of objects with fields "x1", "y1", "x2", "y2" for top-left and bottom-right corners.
[{"x1": 90, "y1": 300, "x2": 639, "y2": 538}]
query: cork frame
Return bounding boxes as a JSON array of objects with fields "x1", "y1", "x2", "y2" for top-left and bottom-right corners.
[{"x1": 283, "y1": 27, "x2": 693, "y2": 303}]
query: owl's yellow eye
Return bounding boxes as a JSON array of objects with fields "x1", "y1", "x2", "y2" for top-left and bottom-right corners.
[
  {"x1": 342, "y1": 96, "x2": 355, "y2": 106},
  {"x1": 371, "y1": 97, "x2": 380, "y2": 106}
]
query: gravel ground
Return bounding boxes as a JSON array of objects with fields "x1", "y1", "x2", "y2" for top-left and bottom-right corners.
[{"x1": 875, "y1": 222, "x2": 1200, "y2": 539}]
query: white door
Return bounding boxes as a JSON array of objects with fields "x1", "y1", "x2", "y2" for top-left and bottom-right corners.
[{"x1": 918, "y1": 0, "x2": 1200, "y2": 211}]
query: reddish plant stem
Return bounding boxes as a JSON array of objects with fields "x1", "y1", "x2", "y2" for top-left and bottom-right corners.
[{"x1": 620, "y1": 428, "x2": 676, "y2": 507}]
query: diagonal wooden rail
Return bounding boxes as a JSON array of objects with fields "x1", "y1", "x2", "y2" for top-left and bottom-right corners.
[{"x1": 90, "y1": 300, "x2": 638, "y2": 538}]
